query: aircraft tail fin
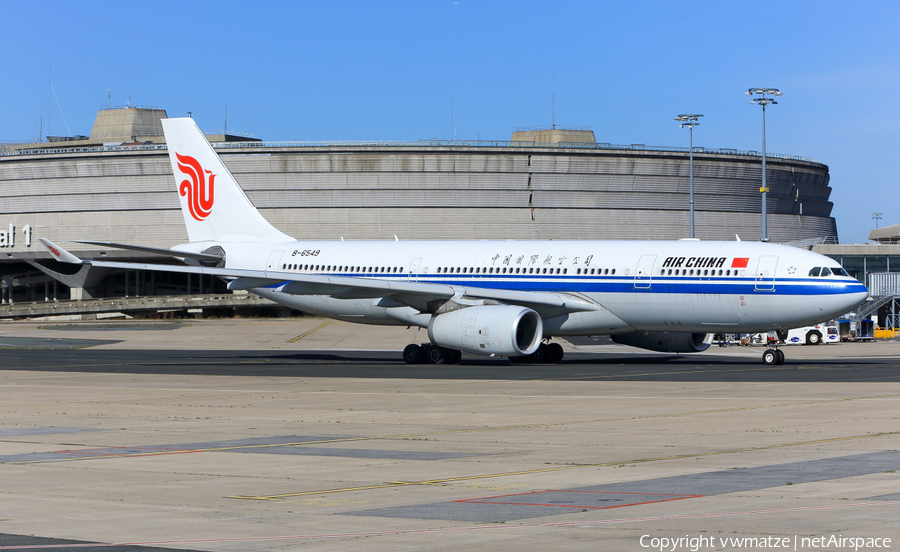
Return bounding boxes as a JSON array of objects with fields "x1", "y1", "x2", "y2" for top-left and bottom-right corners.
[{"x1": 161, "y1": 117, "x2": 292, "y2": 244}]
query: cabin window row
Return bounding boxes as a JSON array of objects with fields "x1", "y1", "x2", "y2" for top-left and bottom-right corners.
[
  {"x1": 659, "y1": 268, "x2": 737, "y2": 277},
  {"x1": 437, "y1": 266, "x2": 576, "y2": 275},
  {"x1": 281, "y1": 264, "x2": 402, "y2": 273}
]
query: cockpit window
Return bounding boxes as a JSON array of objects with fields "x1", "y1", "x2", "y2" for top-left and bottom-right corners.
[{"x1": 810, "y1": 266, "x2": 850, "y2": 277}]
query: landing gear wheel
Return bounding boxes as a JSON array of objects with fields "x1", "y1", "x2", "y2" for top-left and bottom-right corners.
[
  {"x1": 403, "y1": 344, "x2": 423, "y2": 364},
  {"x1": 426, "y1": 345, "x2": 446, "y2": 364},
  {"x1": 533, "y1": 343, "x2": 550, "y2": 363},
  {"x1": 806, "y1": 331, "x2": 822, "y2": 345},
  {"x1": 445, "y1": 350, "x2": 462, "y2": 365},
  {"x1": 775, "y1": 349, "x2": 785, "y2": 364},
  {"x1": 762, "y1": 349, "x2": 778, "y2": 365},
  {"x1": 547, "y1": 343, "x2": 564, "y2": 364}
]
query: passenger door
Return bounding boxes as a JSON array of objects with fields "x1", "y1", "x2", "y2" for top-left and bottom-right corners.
[
  {"x1": 408, "y1": 258, "x2": 422, "y2": 282},
  {"x1": 754, "y1": 255, "x2": 778, "y2": 291},
  {"x1": 266, "y1": 250, "x2": 284, "y2": 271},
  {"x1": 634, "y1": 255, "x2": 657, "y2": 289}
]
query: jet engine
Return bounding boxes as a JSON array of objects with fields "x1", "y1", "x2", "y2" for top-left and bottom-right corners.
[
  {"x1": 611, "y1": 331, "x2": 712, "y2": 353},
  {"x1": 428, "y1": 305, "x2": 542, "y2": 356}
]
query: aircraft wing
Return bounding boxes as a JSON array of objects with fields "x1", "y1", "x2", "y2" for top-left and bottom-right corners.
[
  {"x1": 74, "y1": 241, "x2": 224, "y2": 262},
  {"x1": 40, "y1": 239, "x2": 598, "y2": 317}
]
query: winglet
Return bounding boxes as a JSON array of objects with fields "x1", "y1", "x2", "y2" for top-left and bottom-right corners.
[{"x1": 39, "y1": 238, "x2": 83, "y2": 264}]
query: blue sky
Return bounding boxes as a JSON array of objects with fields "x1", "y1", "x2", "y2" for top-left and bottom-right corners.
[{"x1": 2, "y1": 0, "x2": 897, "y2": 242}]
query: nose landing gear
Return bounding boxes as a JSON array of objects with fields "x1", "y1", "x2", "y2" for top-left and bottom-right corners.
[{"x1": 762, "y1": 347, "x2": 785, "y2": 365}]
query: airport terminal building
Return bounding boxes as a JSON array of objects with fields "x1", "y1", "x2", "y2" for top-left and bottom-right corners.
[{"x1": 0, "y1": 106, "x2": 839, "y2": 314}]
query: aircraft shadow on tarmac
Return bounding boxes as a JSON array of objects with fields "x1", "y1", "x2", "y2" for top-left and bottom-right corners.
[{"x1": 2, "y1": 348, "x2": 898, "y2": 382}]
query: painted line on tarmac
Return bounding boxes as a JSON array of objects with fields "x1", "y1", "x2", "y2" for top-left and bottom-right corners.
[
  {"x1": 230, "y1": 430, "x2": 900, "y2": 500},
  {"x1": 3, "y1": 501, "x2": 898, "y2": 549},
  {"x1": 288, "y1": 321, "x2": 332, "y2": 343},
  {"x1": 456, "y1": 489, "x2": 703, "y2": 510}
]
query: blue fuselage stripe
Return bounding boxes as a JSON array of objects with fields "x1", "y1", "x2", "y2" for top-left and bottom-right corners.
[{"x1": 266, "y1": 274, "x2": 867, "y2": 297}]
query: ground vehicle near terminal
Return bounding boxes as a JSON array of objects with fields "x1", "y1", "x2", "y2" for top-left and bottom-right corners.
[
  {"x1": 40, "y1": 118, "x2": 868, "y2": 366},
  {"x1": 782, "y1": 323, "x2": 839, "y2": 345},
  {"x1": 717, "y1": 323, "x2": 839, "y2": 347},
  {"x1": 837, "y1": 318, "x2": 876, "y2": 342}
]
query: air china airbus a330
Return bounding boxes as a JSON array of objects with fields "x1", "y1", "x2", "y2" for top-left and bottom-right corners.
[{"x1": 41, "y1": 117, "x2": 867, "y2": 365}]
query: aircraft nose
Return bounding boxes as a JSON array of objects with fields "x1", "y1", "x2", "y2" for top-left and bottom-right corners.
[
  {"x1": 847, "y1": 291, "x2": 868, "y2": 310},
  {"x1": 838, "y1": 283, "x2": 869, "y2": 313}
]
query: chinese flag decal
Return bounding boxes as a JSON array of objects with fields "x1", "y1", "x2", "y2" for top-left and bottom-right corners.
[{"x1": 731, "y1": 258, "x2": 749, "y2": 268}]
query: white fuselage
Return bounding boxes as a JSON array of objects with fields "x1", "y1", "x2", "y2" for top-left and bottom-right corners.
[{"x1": 190, "y1": 238, "x2": 867, "y2": 336}]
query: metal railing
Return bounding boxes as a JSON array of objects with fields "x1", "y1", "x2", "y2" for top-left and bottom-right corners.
[
  {"x1": 0, "y1": 138, "x2": 824, "y2": 165},
  {"x1": 202, "y1": 129, "x2": 258, "y2": 139},
  {"x1": 868, "y1": 273, "x2": 900, "y2": 297},
  {"x1": 514, "y1": 125, "x2": 593, "y2": 132},
  {"x1": 858, "y1": 295, "x2": 893, "y2": 320},
  {"x1": 784, "y1": 236, "x2": 840, "y2": 248},
  {"x1": 99, "y1": 104, "x2": 165, "y2": 111},
  {"x1": 854, "y1": 272, "x2": 900, "y2": 320}
]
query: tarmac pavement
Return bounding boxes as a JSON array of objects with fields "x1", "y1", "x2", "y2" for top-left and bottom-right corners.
[{"x1": 0, "y1": 318, "x2": 898, "y2": 551}]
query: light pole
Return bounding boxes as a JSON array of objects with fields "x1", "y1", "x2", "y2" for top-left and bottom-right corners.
[
  {"x1": 676, "y1": 114, "x2": 703, "y2": 238},
  {"x1": 872, "y1": 213, "x2": 883, "y2": 229},
  {"x1": 746, "y1": 87, "x2": 781, "y2": 242}
]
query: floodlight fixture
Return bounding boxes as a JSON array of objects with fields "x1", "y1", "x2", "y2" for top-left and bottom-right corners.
[
  {"x1": 746, "y1": 88, "x2": 782, "y2": 96},
  {"x1": 675, "y1": 114, "x2": 703, "y2": 124}
]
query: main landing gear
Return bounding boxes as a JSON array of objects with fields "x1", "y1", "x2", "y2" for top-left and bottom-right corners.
[
  {"x1": 403, "y1": 343, "x2": 462, "y2": 365},
  {"x1": 509, "y1": 342, "x2": 564, "y2": 365},
  {"x1": 401, "y1": 341, "x2": 565, "y2": 365},
  {"x1": 762, "y1": 347, "x2": 785, "y2": 366}
]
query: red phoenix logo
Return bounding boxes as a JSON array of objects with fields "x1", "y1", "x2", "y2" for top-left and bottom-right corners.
[
  {"x1": 48, "y1": 246, "x2": 60, "y2": 257},
  {"x1": 176, "y1": 153, "x2": 216, "y2": 221}
]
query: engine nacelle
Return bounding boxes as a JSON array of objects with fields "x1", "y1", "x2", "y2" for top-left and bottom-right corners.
[
  {"x1": 428, "y1": 305, "x2": 542, "y2": 356},
  {"x1": 611, "y1": 331, "x2": 712, "y2": 353}
]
